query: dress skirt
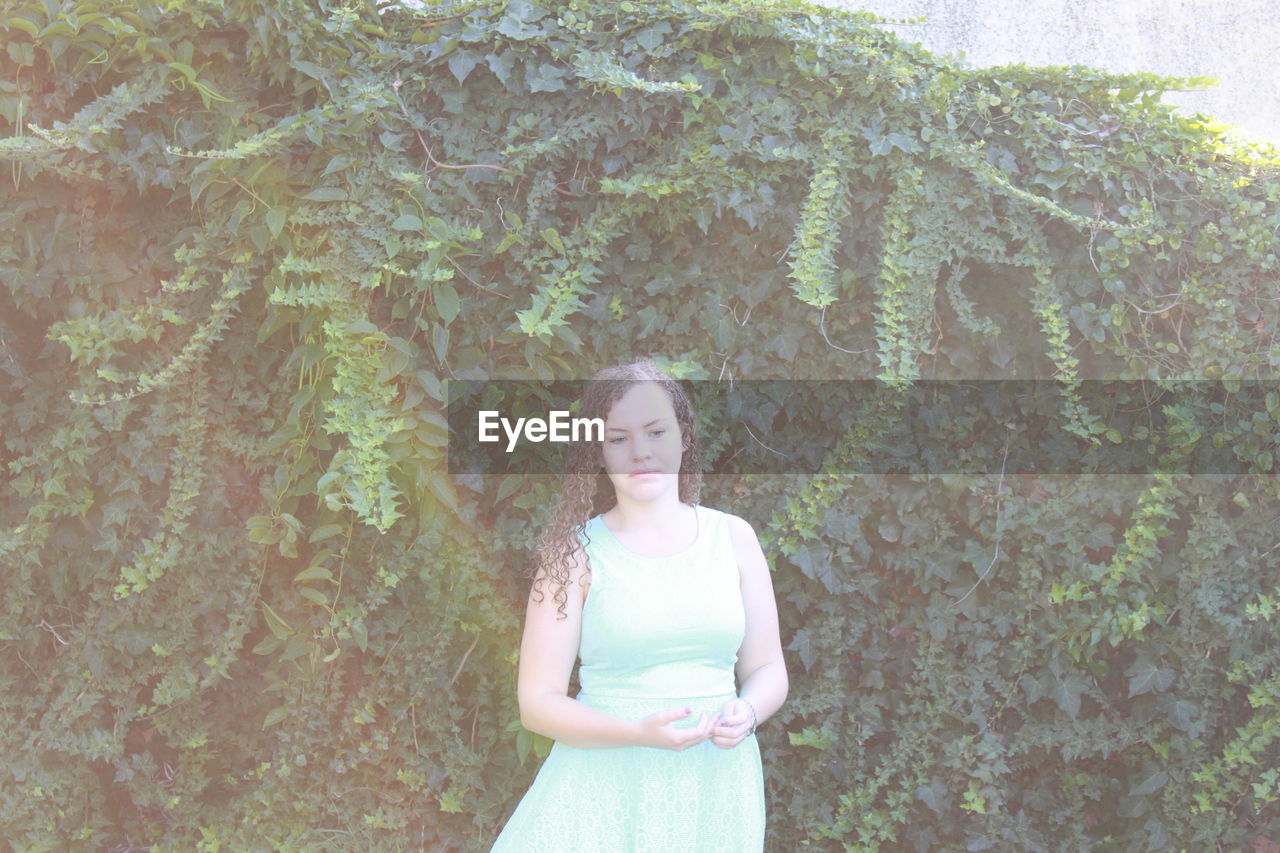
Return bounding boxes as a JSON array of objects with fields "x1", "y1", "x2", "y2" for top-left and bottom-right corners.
[{"x1": 490, "y1": 690, "x2": 765, "y2": 853}]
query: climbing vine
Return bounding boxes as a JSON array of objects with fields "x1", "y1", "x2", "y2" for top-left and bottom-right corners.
[{"x1": 1, "y1": 0, "x2": 1277, "y2": 850}]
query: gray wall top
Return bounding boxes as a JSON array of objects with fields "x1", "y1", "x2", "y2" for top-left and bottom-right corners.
[{"x1": 827, "y1": 0, "x2": 1279, "y2": 145}]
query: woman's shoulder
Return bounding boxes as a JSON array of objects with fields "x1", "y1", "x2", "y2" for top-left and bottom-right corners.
[
  {"x1": 577, "y1": 514, "x2": 608, "y2": 549},
  {"x1": 535, "y1": 524, "x2": 593, "y2": 584},
  {"x1": 697, "y1": 505, "x2": 759, "y2": 541}
]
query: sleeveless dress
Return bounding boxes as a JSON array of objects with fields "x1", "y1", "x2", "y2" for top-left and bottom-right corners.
[{"x1": 490, "y1": 505, "x2": 765, "y2": 852}]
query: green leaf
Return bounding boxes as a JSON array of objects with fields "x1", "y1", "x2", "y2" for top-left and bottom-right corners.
[
  {"x1": 251, "y1": 635, "x2": 280, "y2": 656},
  {"x1": 448, "y1": 51, "x2": 480, "y2": 84},
  {"x1": 1048, "y1": 671, "x2": 1087, "y2": 718},
  {"x1": 496, "y1": 475, "x2": 521, "y2": 503},
  {"x1": 427, "y1": 472, "x2": 458, "y2": 512},
  {"x1": 1164, "y1": 699, "x2": 1197, "y2": 731},
  {"x1": 266, "y1": 207, "x2": 286, "y2": 237},
  {"x1": 1129, "y1": 770, "x2": 1169, "y2": 797},
  {"x1": 435, "y1": 283, "x2": 459, "y2": 325},
  {"x1": 539, "y1": 228, "x2": 565, "y2": 253},
  {"x1": 391, "y1": 214, "x2": 423, "y2": 231},
  {"x1": 293, "y1": 565, "x2": 334, "y2": 584},
  {"x1": 281, "y1": 635, "x2": 310, "y2": 661},
  {"x1": 263, "y1": 705, "x2": 290, "y2": 728},
  {"x1": 294, "y1": 60, "x2": 329, "y2": 84},
  {"x1": 302, "y1": 187, "x2": 348, "y2": 202},
  {"x1": 515, "y1": 727, "x2": 531, "y2": 766},
  {"x1": 308, "y1": 523, "x2": 346, "y2": 544},
  {"x1": 299, "y1": 587, "x2": 329, "y2": 606},
  {"x1": 7, "y1": 16, "x2": 39, "y2": 38},
  {"x1": 433, "y1": 324, "x2": 449, "y2": 363},
  {"x1": 1116, "y1": 795, "x2": 1149, "y2": 819},
  {"x1": 526, "y1": 62, "x2": 567, "y2": 93},
  {"x1": 246, "y1": 515, "x2": 280, "y2": 544},
  {"x1": 1127, "y1": 656, "x2": 1175, "y2": 696},
  {"x1": 166, "y1": 61, "x2": 198, "y2": 82},
  {"x1": 787, "y1": 726, "x2": 833, "y2": 750},
  {"x1": 10, "y1": 473, "x2": 34, "y2": 497},
  {"x1": 634, "y1": 23, "x2": 673, "y2": 52},
  {"x1": 261, "y1": 601, "x2": 294, "y2": 640}
]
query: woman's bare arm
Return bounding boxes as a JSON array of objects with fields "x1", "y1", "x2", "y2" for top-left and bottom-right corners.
[{"x1": 712, "y1": 514, "x2": 788, "y2": 747}]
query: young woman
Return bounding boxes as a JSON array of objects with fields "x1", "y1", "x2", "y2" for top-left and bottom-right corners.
[{"x1": 490, "y1": 361, "x2": 788, "y2": 852}]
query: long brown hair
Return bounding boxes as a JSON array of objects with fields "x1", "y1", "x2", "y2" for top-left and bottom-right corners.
[{"x1": 530, "y1": 360, "x2": 704, "y2": 619}]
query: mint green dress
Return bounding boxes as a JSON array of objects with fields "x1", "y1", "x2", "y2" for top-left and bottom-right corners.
[{"x1": 491, "y1": 505, "x2": 765, "y2": 852}]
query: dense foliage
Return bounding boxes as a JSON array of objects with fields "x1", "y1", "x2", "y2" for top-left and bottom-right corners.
[{"x1": 1, "y1": 0, "x2": 1278, "y2": 850}]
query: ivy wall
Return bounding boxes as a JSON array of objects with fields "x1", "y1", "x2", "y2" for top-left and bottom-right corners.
[{"x1": 1, "y1": 0, "x2": 1278, "y2": 850}]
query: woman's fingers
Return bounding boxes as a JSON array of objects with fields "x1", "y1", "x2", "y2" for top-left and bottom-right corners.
[
  {"x1": 641, "y1": 705, "x2": 756, "y2": 751},
  {"x1": 712, "y1": 713, "x2": 749, "y2": 734},
  {"x1": 639, "y1": 707, "x2": 724, "y2": 751},
  {"x1": 670, "y1": 711, "x2": 720, "y2": 751},
  {"x1": 709, "y1": 697, "x2": 759, "y2": 748},
  {"x1": 709, "y1": 712, "x2": 751, "y2": 748},
  {"x1": 638, "y1": 707, "x2": 690, "y2": 749},
  {"x1": 679, "y1": 711, "x2": 714, "y2": 746},
  {"x1": 653, "y1": 706, "x2": 693, "y2": 726}
]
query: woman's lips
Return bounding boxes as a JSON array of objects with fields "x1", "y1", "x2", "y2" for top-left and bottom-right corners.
[{"x1": 629, "y1": 469, "x2": 661, "y2": 477}]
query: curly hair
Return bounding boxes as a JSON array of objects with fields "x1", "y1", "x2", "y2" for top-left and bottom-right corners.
[{"x1": 530, "y1": 360, "x2": 704, "y2": 619}]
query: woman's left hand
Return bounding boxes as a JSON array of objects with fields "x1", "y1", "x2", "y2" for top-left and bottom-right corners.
[{"x1": 709, "y1": 698, "x2": 753, "y2": 749}]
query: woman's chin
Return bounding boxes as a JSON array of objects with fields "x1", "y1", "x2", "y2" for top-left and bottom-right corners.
[{"x1": 616, "y1": 473, "x2": 678, "y2": 499}]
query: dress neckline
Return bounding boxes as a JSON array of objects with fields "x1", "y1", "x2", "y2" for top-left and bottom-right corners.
[{"x1": 594, "y1": 504, "x2": 703, "y2": 560}]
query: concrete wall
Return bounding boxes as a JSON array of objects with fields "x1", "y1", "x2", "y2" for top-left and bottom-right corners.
[{"x1": 821, "y1": 0, "x2": 1280, "y2": 145}]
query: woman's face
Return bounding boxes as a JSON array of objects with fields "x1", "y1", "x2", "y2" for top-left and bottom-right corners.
[{"x1": 600, "y1": 382, "x2": 684, "y2": 504}]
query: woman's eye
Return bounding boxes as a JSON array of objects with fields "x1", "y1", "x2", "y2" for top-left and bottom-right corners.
[
  {"x1": 649, "y1": 430, "x2": 665, "y2": 438},
  {"x1": 608, "y1": 436, "x2": 626, "y2": 445}
]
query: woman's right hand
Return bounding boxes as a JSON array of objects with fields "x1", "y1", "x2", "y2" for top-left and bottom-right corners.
[{"x1": 635, "y1": 707, "x2": 720, "y2": 751}]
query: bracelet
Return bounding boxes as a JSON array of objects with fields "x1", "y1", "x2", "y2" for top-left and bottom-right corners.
[{"x1": 742, "y1": 699, "x2": 758, "y2": 736}]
